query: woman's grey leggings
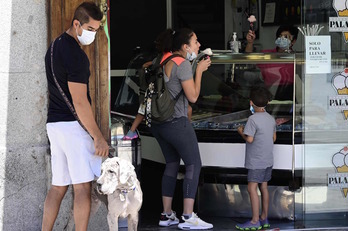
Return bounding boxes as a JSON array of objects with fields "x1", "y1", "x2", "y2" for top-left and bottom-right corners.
[{"x1": 151, "y1": 117, "x2": 202, "y2": 199}]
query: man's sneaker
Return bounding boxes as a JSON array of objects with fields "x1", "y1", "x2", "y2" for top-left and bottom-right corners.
[
  {"x1": 236, "y1": 220, "x2": 262, "y2": 231},
  {"x1": 178, "y1": 212, "x2": 213, "y2": 230},
  {"x1": 260, "y1": 217, "x2": 270, "y2": 229},
  {"x1": 159, "y1": 211, "x2": 179, "y2": 227}
]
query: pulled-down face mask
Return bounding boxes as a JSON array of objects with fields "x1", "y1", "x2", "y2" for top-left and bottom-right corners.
[{"x1": 186, "y1": 47, "x2": 197, "y2": 61}]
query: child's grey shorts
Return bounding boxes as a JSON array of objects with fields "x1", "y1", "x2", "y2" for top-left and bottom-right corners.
[{"x1": 247, "y1": 166, "x2": 273, "y2": 183}]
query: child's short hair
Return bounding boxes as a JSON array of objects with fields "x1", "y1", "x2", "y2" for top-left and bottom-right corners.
[{"x1": 250, "y1": 87, "x2": 273, "y2": 107}]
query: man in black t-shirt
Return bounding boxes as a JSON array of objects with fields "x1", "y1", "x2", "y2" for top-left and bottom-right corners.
[{"x1": 42, "y1": 2, "x2": 109, "y2": 230}]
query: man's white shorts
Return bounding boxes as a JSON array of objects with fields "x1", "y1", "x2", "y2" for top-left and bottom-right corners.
[{"x1": 46, "y1": 121, "x2": 102, "y2": 186}]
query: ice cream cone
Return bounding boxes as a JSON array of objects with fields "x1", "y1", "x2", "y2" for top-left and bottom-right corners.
[
  {"x1": 344, "y1": 188, "x2": 348, "y2": 197},
  {"x1": 337, "y1": 88, "x2": 348, "y2": 95},
  {"x1": 336, "y1": 165, "x2": 348, "y2": 197},
  {"x1": 248, "y1": 15, "x2": 257, "y2": 31}
]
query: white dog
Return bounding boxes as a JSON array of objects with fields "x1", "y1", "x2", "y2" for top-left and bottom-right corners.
[
  {"x1": 97, "y1": 157, "x2": 143, "y2": 231},
  {"x1": 64, "y1": 157, "x2": 142, "y2": 231}
]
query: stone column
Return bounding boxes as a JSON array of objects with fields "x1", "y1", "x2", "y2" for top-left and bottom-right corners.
[{"x1": 0, "y1": 0, "x2": 50, "y2": 230}]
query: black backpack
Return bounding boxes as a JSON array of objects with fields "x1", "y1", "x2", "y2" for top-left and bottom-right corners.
[{"x1": 139, "y1": 54, "x2": 183, "y2": 126}]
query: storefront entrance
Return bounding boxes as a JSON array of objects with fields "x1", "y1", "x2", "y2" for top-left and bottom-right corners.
[{"x1": 109, "y1": 0, "x2": 348, "y2": 230}]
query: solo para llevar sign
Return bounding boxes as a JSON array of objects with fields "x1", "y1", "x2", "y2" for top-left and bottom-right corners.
[{"x1": 305, "y1": 36, "x2": 331, "y2": 74}]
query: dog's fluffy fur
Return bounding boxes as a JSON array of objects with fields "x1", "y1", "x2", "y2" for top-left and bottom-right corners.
[
  {"x1": 64, "y1": 157, "x2": 142, "y2": 231},
  {"x1": 97, "y1": 157, "x2": 143, "y2": 231}
]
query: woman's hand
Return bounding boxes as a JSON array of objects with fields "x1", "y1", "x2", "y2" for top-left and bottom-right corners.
[
  {"x1": 196, "y1": 57, "x2": 211, "y2": 73},
  {"x1": 182, "y1": 56, "x2": 211, "y2": 103}
]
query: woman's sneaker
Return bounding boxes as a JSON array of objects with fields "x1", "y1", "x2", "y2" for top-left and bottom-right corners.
[
  {"x1": 260, "y1": 217, "x2": 270, "y2": 229},
  {"x1": 159, "y1": 211, "x2": 179, "y2": 227},
  {"x1": 236, "y1": 220, "x2": 262, "y2": 231},
  {"x1": 178, "y1": 212, "x2": 213, "y2": 230}
]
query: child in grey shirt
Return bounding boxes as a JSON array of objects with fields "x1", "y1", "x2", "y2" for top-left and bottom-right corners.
[{"x1": 236, "y1": 87, "x2": 276, "y2": 231}]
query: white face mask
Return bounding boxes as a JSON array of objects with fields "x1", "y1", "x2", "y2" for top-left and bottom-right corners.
[
  {"x1": 186, "y1": 47, "x2": 197, "y2": 61},
  {"x1": 76, "y1": 23, "x2": 96, "y2": 45}
]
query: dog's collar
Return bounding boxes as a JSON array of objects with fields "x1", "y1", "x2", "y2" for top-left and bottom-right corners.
[
  {"x1": 120, "y1": 186, "x2": 136, "y2": 194},
  {"x1": 118, "y1": 185, "x2": 136, "y2": 201}
]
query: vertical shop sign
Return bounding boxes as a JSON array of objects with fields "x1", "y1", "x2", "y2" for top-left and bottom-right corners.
[{"x1": 305, "y1": 36, "x2": 331, "y2": 74}]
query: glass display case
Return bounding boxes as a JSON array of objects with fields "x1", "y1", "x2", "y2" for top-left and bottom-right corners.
[{"x1": 189, "y1": 52, "x2": 300, "y2": 138}]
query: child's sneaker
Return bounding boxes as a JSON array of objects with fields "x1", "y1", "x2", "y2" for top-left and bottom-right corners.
[
  {"x1": 178, "y1": 212, "x2": 213, "y2": 230},
  {"x1": 122, "y1": 130, "x2": 138, "y2": 140},
  {"x1": 236, "y1": 220, "x2": 262, "y2": 231},
  {"x1": 158, "y1": 211, "x2": 179, "y2": 227},
  {"x1": 260, "y1": 217, "x2": 270, "y2": 229}
]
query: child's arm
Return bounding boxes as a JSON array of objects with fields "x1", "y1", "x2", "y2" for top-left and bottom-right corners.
[
  {"x1": 130, "y1": 114, "x2": 144, "y2": 132},
  {"x1": 123, "y1": 114, "x2": 144, "y2": 140},
  {"x1": 142, "y1": 61, "x2": 152, "y2": 68},
  {"x1": 273, "y1": 131, "x2": 277, "y2": 143},
  {"x1": 237, "y1": 125, "x2": 254, "y2": 143}
]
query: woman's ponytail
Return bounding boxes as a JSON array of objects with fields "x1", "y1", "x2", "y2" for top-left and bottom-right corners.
[
  {"x1": 155, "y1": 28, "x2": 194, "y2": 53},
  {"x1": 155, "y1": 29, "x2": 174, "y2": 53}
]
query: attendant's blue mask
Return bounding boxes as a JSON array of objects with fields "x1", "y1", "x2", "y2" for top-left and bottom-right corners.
[{"x1": 275, "y1": 37, "x2": 291, "y2": 49}]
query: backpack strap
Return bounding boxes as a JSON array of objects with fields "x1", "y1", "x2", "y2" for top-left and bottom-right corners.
[
  {"x1": 152, "y1": 53, "x2": 163, "y2": 67},
  {"x1": 158, "y1": 54, "x2": 184, "y2": 101},
  {"x1": 160, "y1": 53, "x2": 185, "y2": 66},
  {"x1": 160, "y1": 52, "x2": 173, "y2": 63}
]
